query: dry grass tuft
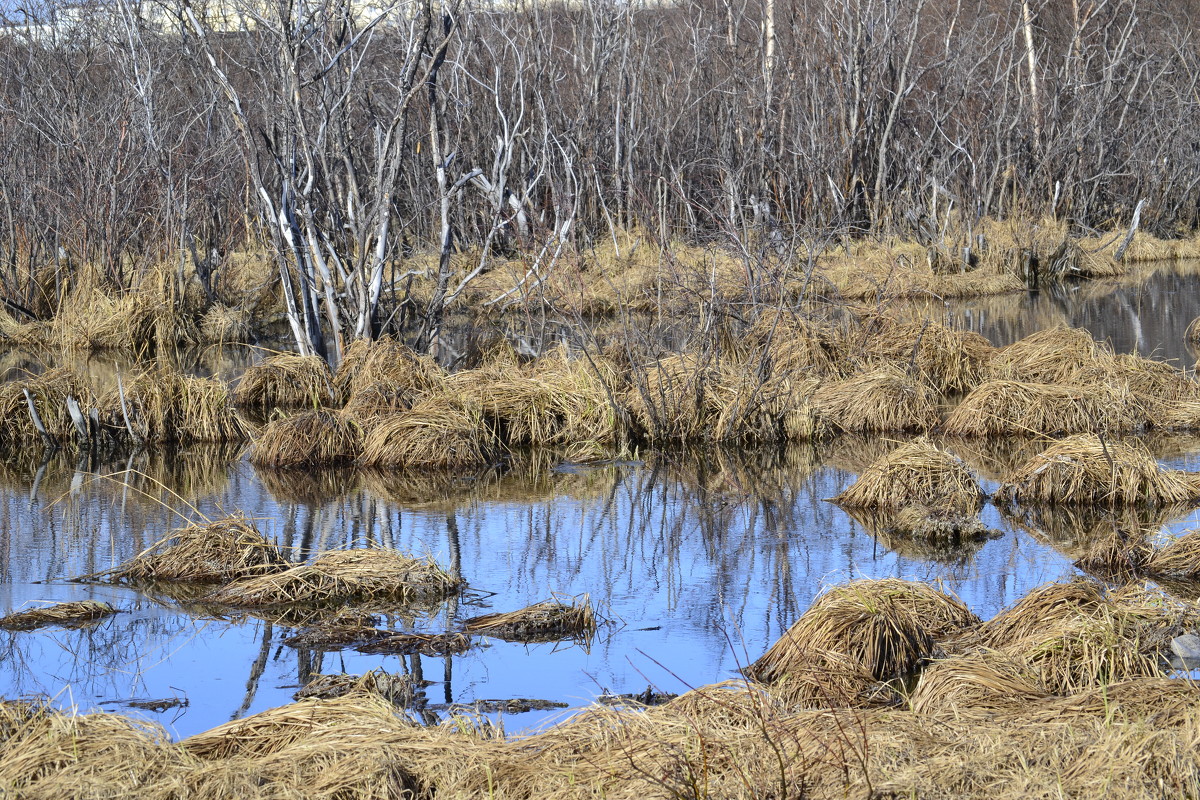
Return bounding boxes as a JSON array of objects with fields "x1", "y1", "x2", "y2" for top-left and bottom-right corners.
[
  {"x1": 464, "y1": 596, "x2": 598, "y2": 643},
  {"x1": 943, "y1": 380, "x2": 1153, "y2": 436},
  {"x1": 233, "y1": 353, "x2": 336, "y2": 408},
  {"x1": 994, "y1": 434, "x2": 1200, "y2": 507},
  {"x1": 201, "y1": 548, "x2": 463, "y2": 608},
  {"x1": 857, "y1": 316, "x2": 995, "y2": 394},
  {"x1": 98, "y1": 516, "x2": 289, "y2": 584},
  {"x1": 0, "y1": 367, "x2": 95, "y2": 444},
  {"x1": 99, "y1": 368, "x2": 247, "y2": 443},
  {"x1": 810, "y1": 366, "x2": 940, "y2": 434},
  {"x1": 908, "y1": 651, "x2": 1048, "y2": 716},
  {"x1": 199, "y1": 304, "x2": 253, "y2": 343},
  {"x1": 745, "y1": 579, "x2": 979, "y2": 697},
  {"x1": 832, "y1": 438, "x2": 985, "y2": 516},
  {"x1": 1146, "y1": 529, "x2": 1200, "y2": 579},
  {"x1": 334, "y1": 336, "x2": 444, "y2": 404},
  {"x1": 249, "y1": 411, "x2": 362, "y2": 468},
  {"x1": 978, "y1": 580, "x2": 1196, "y2": 695},
  {"x1": 0, "y1": 600, "x2": 119, "y2": 631},
  {"x1": 0, "y1": 699, "x2": 183, "y2": 797},
  {"x1": 451, "y1": 351, "x2": 622, "y2": 448},
  {"x1": 988, "y1": 326, "x2": 1108, "y2": 383},
  {"x1": 357, "y1": 399, "x2": 500, "y2": 469},
  {"x1": 625, "y1": 353, "x2": 713, "y2": 441}
]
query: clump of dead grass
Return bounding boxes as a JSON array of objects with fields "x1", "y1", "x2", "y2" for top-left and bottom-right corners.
[
  {"x1": 0, "y1": 367, "x2": 95, "y2": 444},
  {"x1": 357, "y1": 399, "x2": 500, "y2": 469},
  {"x1": 96, "y1": 516, "x2": 289, "y2": 584},
  {"x1": 233, "y1": 354, "x2": 337, "y2": 408},
  {"x1": 908, "y1": 651, "x2": 1048, "y2": 716},
  {"x1": 810, "y1": 366, "x2": 939, "y2": 434},
  {"x1": 745, "y1": 579, "x2": 979, "y2": 706},
  {"x1": 943, "y1": 380, "x2": 1153, "y2": 436},
  {"x1": 201, "y1": 548, "x2": 463, "y2": 608},
  {"x1": 1146, "y1": 530, "x2": 1200, "y2": 579},
  {"x1": 249, "y1": 411, "x2": 362, "y2": 467},
  {"x1": 0, "y1": 600, "x2": 119, "y2": 631},
  {"x1": 99, "y1": 368, "x2": 247, "y2": 443},
  {"x1": 464, "y1": 596, "x2": 598, "y2": 643},
  {"x1": 993, "y1": 434, "x2": 1200, "y2": 507},
  {"x1": 200, "y1": 304, "x2": 253, "y2": 343},
  {"x1": 625, "y1": 353, "x2": 713, "y2": 442},
  {"x1": 293, "y1": 670, "x2": 421, "y2": 706},
  {"x1": 333, "y1": 336, "x2": 444, "y2": 405},
  {"x1": 857, "y1": 316, "x2": 995, "y2": 395},
  {"x1": 832, "y1": 438, "x2": 985, "y2": 515},
  {"x1": 988, "y1": 326, "x2": 1109, "y2": 383}
]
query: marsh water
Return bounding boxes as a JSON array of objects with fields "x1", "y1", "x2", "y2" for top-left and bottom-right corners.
[{"x1": 3, "y1": 261, "x2": 1200, "y2": 739}]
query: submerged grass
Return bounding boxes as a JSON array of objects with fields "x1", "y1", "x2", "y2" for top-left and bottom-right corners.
[
  {"x1": 464, "y1": 596, "x2": 598, "y2": 643},
  {"x1": 0, "y1": 600, "x2": 119, "y2": 631},
  {"x1": 201, "y1": 548, "x2": 463, "y2": 608}
]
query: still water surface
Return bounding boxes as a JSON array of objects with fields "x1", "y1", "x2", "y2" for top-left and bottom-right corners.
[{"x1": 2, "y1": 263, "x2": 1199, "y2": 738}]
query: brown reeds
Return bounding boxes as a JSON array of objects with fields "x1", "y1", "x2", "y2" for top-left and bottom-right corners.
[
  {"x1": 1146, "y1": 530, "x2": 1200, "y2": 579},
  {"x1": 809, "y1": 366, "x2": 939, "y2": 433},
  {"x1": 248, "y1": 411, "x2": 362, "y2": 467},
  {"x1": 96, "y1": 516, "x2": 289, "y2": 584},
  {"x1": 832, "y1": 438, "x2": 985, "y2": 515},
  {"x1": 464, "y1": 596, "x2": 598, "y2": 643},
  {"x1": 199, "y1": 304, "x2": 253, "y2": 343},
  {"x1": 357, "y1": 399, "x2": 500, "y2": 469},
  {"x1": 355, "y1": 631, "x2": 475, "y2": 656},
  {"x1": 201, "y1": 548, "x2": 463, "y2": 608},
  {"x1": 745, "y1": 579, "x2": 979, "y2": 697},
  {"x1": 993, "y1": 434, "x2": 1200, "y2": 507},
  {"x1": 0, "y1": 600, "x2": 119, "y2": 631},
  {"x1": 232, "y1": 353, "x2": 337, "y2": 408}
]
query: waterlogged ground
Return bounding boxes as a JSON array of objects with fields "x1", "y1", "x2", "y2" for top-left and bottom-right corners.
[{"x1": 1, "y1": 261, "x2": 1200, "y2": 739}]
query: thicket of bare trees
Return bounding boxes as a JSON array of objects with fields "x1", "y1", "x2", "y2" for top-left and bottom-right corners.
[{"x1": 0, "y1": 0, "x2": 1198, "y2": 355}]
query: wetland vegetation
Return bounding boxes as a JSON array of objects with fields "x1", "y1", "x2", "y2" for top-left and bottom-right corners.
[{"x1": 6, "y1": 0, "x2": 1200, "y2": 796}]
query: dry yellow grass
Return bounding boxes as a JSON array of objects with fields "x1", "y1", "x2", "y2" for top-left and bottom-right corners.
[
  {"x1": 233, "y1": 353, "x2": 337, "y2": 408},
  {"x1": 744, "y1": 579, "x2": 979, "y2": 697},
  {"x1": 95, "y1": 516, "x2": 289, "y2": 584},
  {"x1": 333, "y1": 336, "x2": 444, "y2": 405},
  {"x1": 357, "y1": 398, "x2": 500, "y2": 469},
  {"x1": 464, "y1": 596, "x2": 598, "y2": 643},
  {"x1": 0, "y1": 367, "x2": 95, "y2": 444},
  {"x1": 810, "y1": 365, "x2": 940, "y2": 433},
  {"x1": 249, "y1": 411, "x2": 362, "y2": 467},
  {"x1": 201, "y1": 548, "x2": 463, "y2": 608},
  {"x1": 832, "y1": 438, "x2": 984, "y2": 515},
  {"x1": 993, "y1": 434, "x2": 1200, "y2": 507},
  {"x1": 943, "y1": 380, "x2": 1153, "y2": 436},
  {"x1": 0, "y1": 600, "x2": 119, "y2": 631},
  {"x1": 99, "y1": 368, "x2": 248, "y2": 443}
]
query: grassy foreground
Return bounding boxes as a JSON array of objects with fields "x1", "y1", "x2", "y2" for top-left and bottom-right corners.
[{"x1": 3, "y1": 577, "x2": 1200, "y2": 799}]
